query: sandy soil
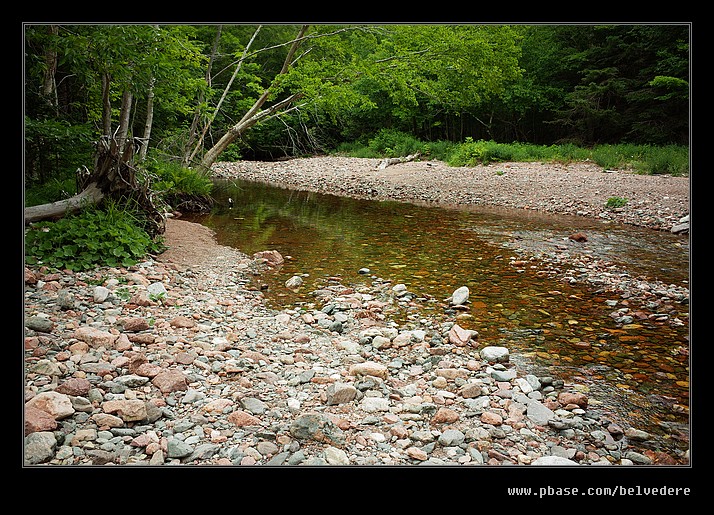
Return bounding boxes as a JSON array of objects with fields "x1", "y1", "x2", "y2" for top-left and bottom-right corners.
[{"x1": 157, "y1": 218, "x2": 244, "y2": 267}]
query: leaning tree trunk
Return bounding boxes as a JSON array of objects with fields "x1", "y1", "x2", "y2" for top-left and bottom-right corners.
[
  {"x1": 195, "y1": 25, "x2": 309, "y2": 173},
  {"x1": 24, "y1": 136, "x2": 165, "y2": 237},
  {"x1": 197, "y1": 92, "x2": 303, "y2": 173}
]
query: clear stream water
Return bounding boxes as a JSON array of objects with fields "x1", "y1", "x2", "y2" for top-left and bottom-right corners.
[{"x1": 185, "y1": 178, "x2": 690, "y2": 459}]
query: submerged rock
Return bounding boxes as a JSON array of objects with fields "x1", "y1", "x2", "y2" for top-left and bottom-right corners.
[{"x1": 285, "y1": 275, "x2": 304, "y2": 289}]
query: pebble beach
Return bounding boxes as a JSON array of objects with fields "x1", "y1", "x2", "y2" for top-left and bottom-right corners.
[{"x1": 24, "y1": 158, "x2": 691, "y2": 469}]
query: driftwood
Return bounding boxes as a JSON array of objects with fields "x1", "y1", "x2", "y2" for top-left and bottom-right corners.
[{"x1": 376, "y1": 152, "x2": 421, "y2": 170}]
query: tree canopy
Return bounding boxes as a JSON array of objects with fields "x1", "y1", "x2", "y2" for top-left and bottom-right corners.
[{"x1": 24, "y1": 23, "x2": 689, "y2": 187}]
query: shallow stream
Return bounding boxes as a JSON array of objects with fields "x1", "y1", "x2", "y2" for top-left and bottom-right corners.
[{"x1": 185, "y1": 178, "x2": 690, "y2": 458}]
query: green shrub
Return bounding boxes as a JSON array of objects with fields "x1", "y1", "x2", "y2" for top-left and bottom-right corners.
[
  {"x1": 447, "y1": 139, "x2": 511, "y2": 166},
  {"x1": 591, "y1": 144, "x2": 688, "y2": 175},
  {"x1": 367, "y1": 129, "x2": 424, "y2": 157},
  {"x1": 591, "y1": 144, "x2": 640, "y2": 170},
  {"x1": 144, "y1": 158, "x2": 214, "y2": 211},
  {"x1": 640, "y1": 145, "x2": 689, "y2": 176},
  {"x1": 334, "y1": 141, "x2": 376, "y2": 158},
  {"x1": 146, "y1": 159, "x2": 213, "y2": 197},
  {"x1": 420, "y1": 140, "x2": 457, "y2": 161},
  {"x1": 25, "y1": 201, "x2": 166, "y2": 271},
  {"x1": 605, "y1": 196, "x2": 628, "y2": 209}
]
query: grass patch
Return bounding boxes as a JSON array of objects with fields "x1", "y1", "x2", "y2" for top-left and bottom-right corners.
[{"x1": 337, "y1": 131, "x2": 689, "y2": 176}]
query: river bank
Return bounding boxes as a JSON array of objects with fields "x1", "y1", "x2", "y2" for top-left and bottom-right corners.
[
  {"x1": 23, "y1": 228, "x2": 687, "y2": 466},
  {"x1": 23, "y1": 158, "x2": 690, "y2": 468},
  {"x1": 211, "y1": 156, "x2": 690, "y2": 233}
]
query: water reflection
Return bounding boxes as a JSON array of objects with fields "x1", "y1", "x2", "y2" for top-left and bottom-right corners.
[{"x1": 184, "y1": 179, "x2": 689, "y2": 450}]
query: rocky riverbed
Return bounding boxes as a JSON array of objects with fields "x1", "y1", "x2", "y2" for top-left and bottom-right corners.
[
  {"x1": 24, "y1": 242, "x2": 688, "y2": 466},
  {"x1": 214, "y1": 157, "x2": 690, "y2": 335},
  {"x1": 23, "y1": 158, "x2": 690, "y2": 468}
]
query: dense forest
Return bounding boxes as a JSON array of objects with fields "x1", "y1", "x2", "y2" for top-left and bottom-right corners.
[{"x1": 24, "y1": 24, "x2": 689, "y2": 188}]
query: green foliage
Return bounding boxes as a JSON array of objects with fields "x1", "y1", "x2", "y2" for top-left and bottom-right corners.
[
  {"x1": 149, "y1": 291, "x2": 167, "y2": 303},
  {"x1": 24, "y1": 177, "x2": 78, "y2": 208},
  {"x1": 114, "y1": 286, "x2": 132, "y2": 301},
  {"x1": 649, "y1": 75, "x2": 689, "y2": 102},
  {"x1": 24, "y1": 201, "x2": 166, "y2": 271},
  {"x1": 219, "y1": 143, "x2": 244, "y2": 162},
  {"x1": 340, "y1": 136, "x2": 688, "y2": 176},
  {"x1": 146, "y1": 158, "x2": 213, "y2": 197},
  {"x1": 605, "y1": 196, "x2": 628, "y2": 209},
  {"x1": 590, "y1": 144, "x2": 689, "y2": 175}
]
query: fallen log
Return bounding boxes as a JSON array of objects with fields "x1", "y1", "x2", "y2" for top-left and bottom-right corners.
[
  {"x1": 24, "y1": 182, "x2": 105, "y2": 224},
  {"x1": 376, "y1": 152, "x2": 421, "y2": 170}
]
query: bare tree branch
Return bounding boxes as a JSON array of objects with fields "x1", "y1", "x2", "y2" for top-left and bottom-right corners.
[
  {"x1": 188, "y1": 25, "x2": 263, "y2": 163},
  {"x1": 196, "y1": 26, "x2": 311, "y2": 172}
]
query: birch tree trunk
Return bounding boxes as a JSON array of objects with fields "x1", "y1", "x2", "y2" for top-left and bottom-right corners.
[
  {"x1": 115, "y1": 89, "x2": 133, "y2": 154},
  {"x1": 197, "y1": 25, "x2": 309, "y2": 174},
  {"x1": 183, "y1": 25, "x2": 222, "y2": 166},
  {"x1": 139, "y1": 77, "x2": 155, "y2": 162},
  {"x1": 188, "y1": 25, "x2": 262, "y2": 165},
  {"x1": 101, "y1": 73, "x2": 112, "y2": 137},
  {"x1": 41, "y1": 25, "x2": 59, "y2": 109}
]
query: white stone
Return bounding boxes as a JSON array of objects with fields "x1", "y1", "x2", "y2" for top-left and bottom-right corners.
[
  {"x1": 147, "y1": 282, "x2": 167, "y2": 297},
  {"x1": 285, "y1": 275, "x2": 303, "y2": 289},
  {"x1": 480, "y1": 346, "x2": 510, "y2": 363},
  {"x1": 515, "y1": 377, "x2": 533, "y2": 394},
  {"x1": 349, "y1": 361, "x2": 389, "y2": 379},
  {"x1": 324, "y1": 446, "x2": 350, "y2": 465},
  {"x1": 93, "y1": 286, "x2": 111, "y2": 303},
  {"x1": 531, "y1": 456, "x2": 579, "y2": 466},
  {"x1": 361, "y1": 397, "x2": 390, "y2": 412},
  {"x1": 451, "y1": 286, "x2": 470, "y2": 305}
]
